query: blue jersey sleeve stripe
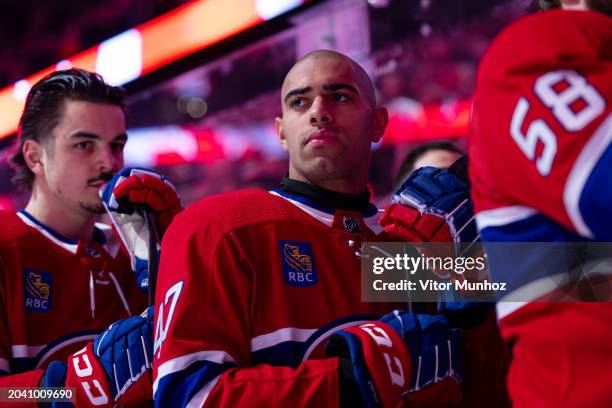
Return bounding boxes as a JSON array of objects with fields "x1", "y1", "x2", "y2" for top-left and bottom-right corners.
[
  {"x1": 154, "y1": 360, "x2": 235, "y2": 408},
  {"x1": 563, "y1": 113, "x2": 611, "y2": 240},
  {"x1": 251, "y1": 341, "x2": 304, "y2": 368},
  {"x1": 481, "y1": 214, "x2": 588, "y2": 298}
]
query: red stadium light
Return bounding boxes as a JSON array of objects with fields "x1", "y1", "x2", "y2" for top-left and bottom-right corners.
[{"x1": 0, "y1": 0, "x2": 309, "y2": 140}]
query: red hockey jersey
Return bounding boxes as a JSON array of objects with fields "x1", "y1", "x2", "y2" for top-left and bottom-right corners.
[
  {"x1": 468, "y1": 10, "x2": 612, "y2": 406},
  {"x1": 0, "y1": 210, "x2": 146, "y2": 388},
  {"x1": 469, "y1": 9, "x2": 612, "y2": 315},
  {"x1": 152, "y1": 189, "x2": 408, "y2": 407}
]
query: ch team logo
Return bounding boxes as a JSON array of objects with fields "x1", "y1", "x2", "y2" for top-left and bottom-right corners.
[
  {"x1": 24, "y1": 269, "x2": 52, "y2": 312},
  {"x1": 342, "y1": 216, "x2": 361, "y2": 233},
  {"x1": 279, "y1": 241, "x2": 318, "y2": 287}
]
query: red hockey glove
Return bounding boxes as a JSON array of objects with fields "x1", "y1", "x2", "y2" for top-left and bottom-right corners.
[
  {"x1": 101, "y1": 168, "x2": 182, "y2": 291},
  {"x1": 327, "y1": 321, "x2": 412, "y2": 407},
  {"x1": 106, "y1": 167, "x2": 183, "y2": 237},
  {"x1": 381, "y1": 204, "x2": 452, "y2": 243},
  {"x1": 381, "y1": 166, "x2": 477, "y2": 245},
  {"x1": 42, "y1": 308, "x2": 153, "y2": 407}
]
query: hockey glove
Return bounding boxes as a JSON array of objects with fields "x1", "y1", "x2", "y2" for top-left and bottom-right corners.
[
  {"x1": 380, "y1": 166, "x2": 478, "y2": 245},
  {"x1": 101, "y1": 167, "x2": 182, "y2": 291},
  {"x1": 380, "y1": 311, "x2": 462, "y2": 406},
  {"x1": 41, "y1": 307, "x2": 154, "y2": 407},
  {"x1": 327, "y1": 321, "x2": 412, "y2": 408}
]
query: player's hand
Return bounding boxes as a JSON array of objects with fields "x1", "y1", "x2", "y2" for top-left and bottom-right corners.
[
  {"x1": 327, "y1": 320, "x2": 412, "y2": 408},
  {"x1": 380, "y1": 166, "x2": 477, "y2": 245},
  {"x1": 380, "y1": 311, "x2": 463, "y2": 406},
  {"x1": 42, "y1": 307, "x2": 154, "y2": 407},
  {"x1": 101, "y1": 167, "x2": 182, "y2": 291}
]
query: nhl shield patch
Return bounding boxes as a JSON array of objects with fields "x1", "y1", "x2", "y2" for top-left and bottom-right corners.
[
  {"x1": 279, "y1": 240, "x2": 318, "y2": 287},
  {"x1": 23, "y1": 269, "x2": 52, "y2": 312}
]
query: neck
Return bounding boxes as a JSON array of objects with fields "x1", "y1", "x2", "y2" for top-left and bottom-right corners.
[{"x1": 25, "y1": 189, "x2": 97, "y2": 243}]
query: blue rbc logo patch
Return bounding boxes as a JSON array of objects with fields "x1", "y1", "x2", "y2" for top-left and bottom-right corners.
[
  {"x1": 23, "y1": 269, "x2": 52, "y2": 312},
  {"x1": 279, "y1": 240, "x2": 318, "y2": 287}
]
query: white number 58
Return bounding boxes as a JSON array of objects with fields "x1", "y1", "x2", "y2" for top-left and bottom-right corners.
[{"x1": 510, "y1": 70, "x2": 605, "y2": 176}]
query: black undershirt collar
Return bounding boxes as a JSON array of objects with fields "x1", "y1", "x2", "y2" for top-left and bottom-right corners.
[{"x1": 278, "y1": 177, "x2": 371, "y2": 214}]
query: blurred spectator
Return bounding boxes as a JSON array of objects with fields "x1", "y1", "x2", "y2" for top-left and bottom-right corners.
[
  {"x1": 394, "y1": 140, "x2": 464, "y2": 188},
  {"x1": 0, "y1": 0, "x2": 189, "y2": 88}
]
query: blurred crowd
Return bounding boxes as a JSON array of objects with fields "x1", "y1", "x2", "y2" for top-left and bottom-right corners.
[
  {"x1": 0, "y1": 0, "x2": 189, "y2": 88},
  {"x1": 0, "y1": 0, "x2": 530, "y2": 210}
]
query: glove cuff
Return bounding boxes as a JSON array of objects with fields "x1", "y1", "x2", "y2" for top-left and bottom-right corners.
[
  {"x1": 338, "y1": 357, "x2": 366, "y2": 408},
  {"x1": 65, "y1": 343, "x2": 113, "y2": 407},
  {"x1": 328, "y1": 322, "x2": 412, "y2": 408}
]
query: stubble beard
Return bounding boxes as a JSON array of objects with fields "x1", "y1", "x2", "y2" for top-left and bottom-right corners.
[{"x1": 80, "y1": 199, "x2": 106, "y2": 214}]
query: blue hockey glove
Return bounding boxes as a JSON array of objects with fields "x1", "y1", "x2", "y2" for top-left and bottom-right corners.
[
  {"x1": 327, "y1": 320, "x2": 412, "y2": 408},
  {"x1": 381, "y1": 166, "x2": 478, "y2": 245},
  {"x1": 380, "y1": 311, "x2": 463, "y2": 406},
  {"x1": 328, "y1": 312, "x2": 463, "y2": 407},
  {"x1": 100, "y1": 167, "x2": 182, "y2": 291},
  {"x1": 42, "y1": 307, "x2": 154, "y2": 407}
]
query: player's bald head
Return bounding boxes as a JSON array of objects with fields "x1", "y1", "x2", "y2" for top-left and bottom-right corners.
[{"x1": 281, "y1": 50, "x2": 377, "y2": 108}]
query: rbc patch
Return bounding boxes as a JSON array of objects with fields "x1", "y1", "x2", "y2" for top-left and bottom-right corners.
[
  {"x1": 279, "y1": 240, "x2": 318, "y2": 287},
  {"x1": 23, "y1": 269, "x2": 52, "y2": 312}
]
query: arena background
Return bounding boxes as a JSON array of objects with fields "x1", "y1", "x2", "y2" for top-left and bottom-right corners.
[{"x1": 0, "y1": 0, "x2": 536, "y2": 209}]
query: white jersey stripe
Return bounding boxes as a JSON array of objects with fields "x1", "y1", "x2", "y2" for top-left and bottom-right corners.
[
  {"x1": 16, "y1": 212, "x2": 78, "y2": 254},
  {"x1": 11, "y1": 344, "x2": 45, "y2": 358},
  {"x1": 35, "y1": 334, "x2": 98, "y2": 369},
  {"x1": 496, "y1": 302, "x2": 530, "y2": 320},
  {"x1": 269, "y1": 191, "x2": 384, "y2": 235},
  {"x1": 250, "y1": 327, "x2": 317, "y2": 352},
  {"x1": 475, "y1": 206, "x2": 538, "y2": 231},
  {"x1": 186, "y1": 374, "x2": 221, "y2": 408},
  {"x1": 301, "y1": 320, "x2": 372, "y2": 361},
  {"x1": 153, "y1": 350, "x2": 235, "y2": 394},
  {"x1": 269, "y1": 191, "x2": 334, "y2": 227}
]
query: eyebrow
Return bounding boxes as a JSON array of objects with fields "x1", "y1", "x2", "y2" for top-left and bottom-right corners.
[
  {"x1": 323, "y1": 83, "x2": 359, "y2": 94},
  {"x1": 283, "y1": 83, "x2": 360, "y2": 104},
  {"x1": 284, "y1": 86, "x2": 312, "y2": 104},
  {"x1": 70, "y1": 131, "x2": 128, "y2": 142}
]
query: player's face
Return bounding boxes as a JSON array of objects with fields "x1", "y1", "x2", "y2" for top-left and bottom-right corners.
[
  {"x1": 412, "y1": 149, "x2": 462, "y2": 174},
  {"x1": 275, "y1": 55, "x2": 387, "y2": 192},
  {"x1": 40, "y1": 100, "x2": 126, "y2": 214}
]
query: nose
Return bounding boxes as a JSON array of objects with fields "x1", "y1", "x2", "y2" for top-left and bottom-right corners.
[
  {"x1": 309, "y1": 96, "x2": 332, "y2": 126},
  {"x1": 96, "y1": 145, "x2": 120, "y2": 174}
]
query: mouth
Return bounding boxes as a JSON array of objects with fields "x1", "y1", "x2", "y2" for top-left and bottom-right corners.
[
  {"x1": 88, "y1": 181, "x2": 106, "y2": 188},
  {"x1": 305, "y1": 129, "x2": 340, "y2": 147},
  {"x1": 87, "y1": 173, "x2": 113, "y2": 188}
]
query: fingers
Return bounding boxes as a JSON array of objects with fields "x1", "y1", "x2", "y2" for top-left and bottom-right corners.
[
  {"x1": 381, "y1": 204, "x2": 451, "y2": 243},
  {"x1": 113, "y1": 174, "x2": 177, "y2": 212}
]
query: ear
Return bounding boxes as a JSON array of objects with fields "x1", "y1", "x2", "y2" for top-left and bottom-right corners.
[
  {"x1": 275, "y1": 116, "x2": 289, "y2": 152},
  {"x1": 371, "y1": 107, "x2": 388, "y2": 143},
  {"x1": 23, "y1": 139, "x2": 46, "y2": 177}
]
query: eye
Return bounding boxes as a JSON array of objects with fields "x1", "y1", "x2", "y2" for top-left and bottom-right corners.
[
  {"x1": 110, "y1": 142, "x2": 126, "y2": 153},
  {"x1": 333, "y1": 93, "x2": 350, "y2": 102},
  {"x1": 290, "y1": 98, "x2": 307, "y2": 109},
  {"x1": 74, "y1": 141, "x2": 92, "y2": 150}
]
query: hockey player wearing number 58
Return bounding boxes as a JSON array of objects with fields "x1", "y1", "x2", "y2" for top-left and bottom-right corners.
[
  {"x1": 469, "y1": 0, "x2": 611, "y2": 406},
  {"x1": 0, "y1": 69, "x2": 181, "y2": 407}
]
